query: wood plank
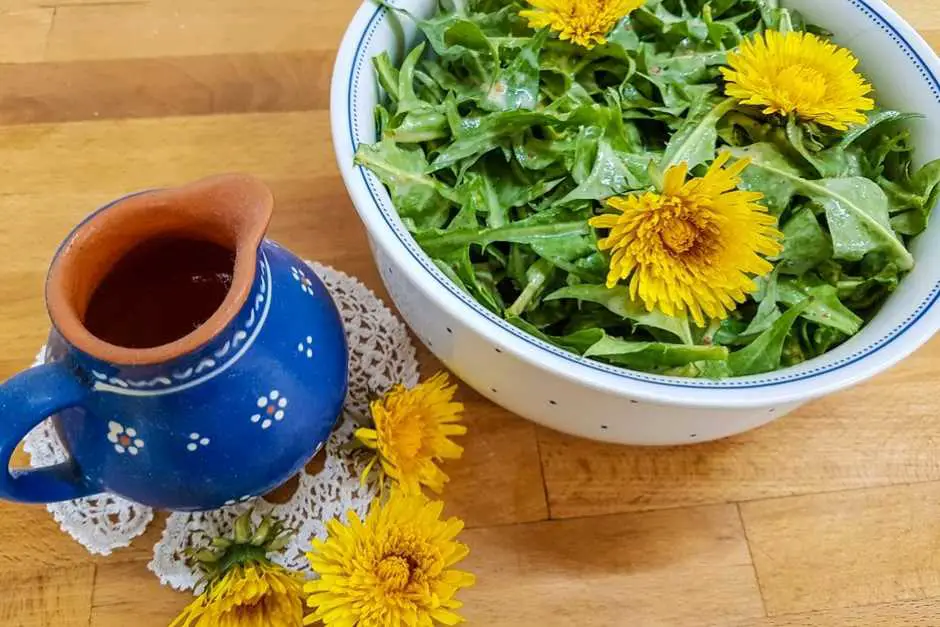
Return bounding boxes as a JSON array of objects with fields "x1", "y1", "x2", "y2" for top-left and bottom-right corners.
[
  {"x1": 538, "y1": 338, "x2": 940, "y2": 518},
  {"x1": 47, "y1": 0, "x2": 359, "y2": 61},
  {"x1": 460, "y1": 504, "x2": 764, "y2": 626},
  {"x1": 888, "y1": 0, "x2": 940, "y2": 31},
  {"x1": 0, "y1": 51, "x2": 332, "y2": 126},
  {"x1": 91, "y1": 560, "x2": 184, "y2": 627},
  {"x1": 0, "y1": 9, "x2": 53, "y2": 63},
  {"x1": 0, "y1": 565, "x2": 95, "y2": 627},
  {"x1": 740, "y1": 482, "x2": 940, "y2": 616},
  {"x1": 739, "y1": 599, "x2": 940, "y2": 627},
  {"x1": 429, "y1": 371, "x2": 548, "y2": 528},
  {"x1": 0, "y1": 501, "x2": 96, "y2": 571},
  {"x1": 0, "y1": 111, "x2": 332, "y2": 196}
]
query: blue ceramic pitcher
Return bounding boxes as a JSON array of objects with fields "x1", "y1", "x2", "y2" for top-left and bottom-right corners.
[{"x1": 0, "y1": 174, "x2": 348, "y2": 510}]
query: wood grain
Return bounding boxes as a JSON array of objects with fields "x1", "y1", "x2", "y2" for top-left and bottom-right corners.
[
  {"x1": 740, "y1": 482, "x2": 940, "y2": 616},
  {"x1": 90, "y1": 561, "x2": 184, "y2": 627},
  {"x1": 439, "y1": 391, "x2": 549, "y2": 528},
  {"x1": 740, "y1": 599, "x2": 940, "y2": 626},
  {"x1": 539, "y1": 338, "x2": 940, "y2": 518},
  {"x1": 0, "y1": 502, "x2": 95, "y2": 572},
  {"x1": 0, "y1": 112, "x2": 333, "y2": 196},
  {"x1": 0, "y1": 9, "x2": 54, "y2": 63},
  {"x1": 46, "y1": 0, "x2": 360, "y2": 61},
  {"x1": 0, "y1": 1, "x2": 938, "y2": 626},
  {"x1": 0, "y1": 51, "x2": 332, "y2": 125},
  {"x1": 460, "y1": 504, "x2": 764, "y2": 626},
  {"x1": 0, "y1": 566, "x2": 95, "y2": 627}
]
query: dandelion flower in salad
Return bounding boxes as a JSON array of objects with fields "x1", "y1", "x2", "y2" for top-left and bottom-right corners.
[
  {"x1": 721, "y1": 30, "x2": 875, "y2": 130},
  {"x1": 590, "y1": 153, "x2": 783, "y2": 326},
  {"x1": 520, "y1": 0, "x2": 645, "y2": 49}
]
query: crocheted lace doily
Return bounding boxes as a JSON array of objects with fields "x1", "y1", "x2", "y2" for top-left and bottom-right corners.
[{"x1": 23, "y1": 262, "x2": 418, "y2": 591}]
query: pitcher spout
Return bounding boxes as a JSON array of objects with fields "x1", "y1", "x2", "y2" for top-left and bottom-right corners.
[{"x1": 46, "y1": 174, "x2": 274, "y2": 366}]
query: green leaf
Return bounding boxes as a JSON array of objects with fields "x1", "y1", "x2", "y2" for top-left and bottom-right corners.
[
  {"x1": 456, "y1": 168, "x2": 505, "y2": 227},
  {"x1": 354, "y1": 140, "x2": 456, "y2": 230},
  {"x1": 546, "y1": 284, "x2": 694, "y2": 344},
  {"x1": 443, "y1": 20, "x2": 496, "y2": 56},
  {"x1": 483, "y1": 31, "x2": 546, "y2": 111},
  {"x1": 386, "y1": 109, "x2": 450, "y2": 143},
  {"x1": 728, "y1": 300, "x2": 810, "y2": 376},
  {"x1": 777, "y1": 208, "x2": 832, "y2": 276},
  {"x1": 558, "y1": 138, "x2": 638, "y2": 204},
  {"x1": 837, "y1": 110, "x2": 923, "y2": 150},
  {"x1": 886, "y1": 157, "x2": 940, "y2": 236},
  {"x1": 506, "y1": 316, "x2": 605, "y2": 355},
  {"x1": 777, "y1": 280, "x2": 863, "y2": 336},
  {"x1": 507, "y1": 258, "x2": 555, "y2": 317},
  {"x1": 396, "y1": 43, "x2": 428, "y2": 114},
  {"x1": 812, "y1": 178, "x2": 913, "y2": 270},
  {"x1": 373, "y1": 52, "x2": 400, "y2": 102},
  {"x1": 428, "y1": 111, "x2": 560, "y2": 171},
  {"x1": 660, "y1": 96, "x2": 737, "y2": 173},
  {"x1": 436, "y1": 248, "x2": 505, "y2": 313},
  {"x1": 731, "y1": 143, "x2": 803, "y2": 214},
  {"x1": 733, "y1": 144, "x2": 913, "y2": 269},
  {"x1": 417, "y1": 208, "x2": 590, "y2": 255},
  {"x1": 584, "y1": 335, "x2": 729, "y2": 369},
  {"x1": 743, "y1": 270, "x2": 781, "y2": 336}
]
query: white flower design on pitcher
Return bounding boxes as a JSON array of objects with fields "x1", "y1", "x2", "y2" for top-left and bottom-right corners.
[
  {"x1": 291, "y1": 266, "x2": 315, "y2": 296},
  {"x1": 250, "y1": 390, "x2": 288, "y2": 430},
  {"x1": 107, "y1": 421, "x2": 145, "y2": 455},
  {"x1": 186, "y1": 433, "x2": 210, "y2": 452}
]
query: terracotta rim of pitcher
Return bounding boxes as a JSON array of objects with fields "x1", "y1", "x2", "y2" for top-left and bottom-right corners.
[{"x1": 45, "y1": 173, "x2": 273, "y2": 366}]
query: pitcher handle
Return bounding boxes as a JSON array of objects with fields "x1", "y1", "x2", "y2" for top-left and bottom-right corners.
[{"x1": 0, "y1": 362, "x2": 100, "y2": 503}]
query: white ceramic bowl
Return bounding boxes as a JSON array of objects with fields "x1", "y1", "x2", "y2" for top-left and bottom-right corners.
[{"x1": 331, "y1": 0, "x2": 940, "y2": 445}]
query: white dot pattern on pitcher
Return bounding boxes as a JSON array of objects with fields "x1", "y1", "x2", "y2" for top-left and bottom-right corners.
[
  {"x1": 250, "y1": 390, "x2": 288, "y2": 429},
  {"x1": 186, "y1": 432, "x2": 211, "y2": 452},
  {"x1": 297, "y1": 336, "x2": 314, "y2": 358},
  {"x1": 223, "y1": 494, "x2": 254, "y2": 506},
  {"x1": 106, "y1": 421, "x2": 145, "y2": 456}
]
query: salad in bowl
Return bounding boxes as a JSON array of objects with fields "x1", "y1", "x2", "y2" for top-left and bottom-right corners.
[{"x1": 333, "y1": 0, "x2": 940, "y2": 443}]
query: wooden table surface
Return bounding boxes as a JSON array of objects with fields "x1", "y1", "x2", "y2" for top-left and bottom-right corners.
[{"x1": 1, "y1": 1, "x2": 939, "y2": 625}]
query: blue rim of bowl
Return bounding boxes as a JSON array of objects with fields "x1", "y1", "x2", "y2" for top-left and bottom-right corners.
[{"x1": 345, "y1": 0, "x2": 940, "y2": 390}]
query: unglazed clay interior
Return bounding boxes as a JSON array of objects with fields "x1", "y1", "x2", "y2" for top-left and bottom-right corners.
[{"x1": 46, "y1": 174, "x2": 273, "y2": 365}]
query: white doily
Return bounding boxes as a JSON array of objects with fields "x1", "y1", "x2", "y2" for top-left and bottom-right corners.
[{"x1": 23, "y1": 262, "x2": 418, "y2": 591}]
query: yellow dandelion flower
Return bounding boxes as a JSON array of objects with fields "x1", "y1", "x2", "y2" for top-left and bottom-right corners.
[
  {"x1": 356, "y1": 372, "x2": 466, "y2": 495},
  {"x1": 721, "y1": 30, "x2": 875, "y2": 130},
  {"x1": 589, "y1": 153, "x2": 783, "y2": 326},
  {"x1": 305, "y1": 491, "x2": 475, "y2": 627},
  {"x1": 520, "y1": 0, "x2": 645, "y2": 49},
  {"x1": 171, "y1": 511, "x2": 305, "y2": 627},
  {"x1": 171, "y1": 562, "x2": 305, "y2": 627}
]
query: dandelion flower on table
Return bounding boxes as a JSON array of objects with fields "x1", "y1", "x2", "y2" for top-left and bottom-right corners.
[
  {"x1": 356, "y1": 372, "x2": 466, "y2": 495},
  {"x1": 589, "y1": 153, "x2": 783, "y2": 327},
  {"x1": 171, "y1": 562, "x2": 305, "y2": 627},
  {"x1": 170, "y1": 512, "x2": 304, "y2": 627},
  {"x1": 721, "y1": 30, "x2": 875, "y2": 130},
  {"x1": 305, "y1": 491, "x2": 475, "y2": 627},
  {"x1": 520, "y1": 0, "x2": 645, "y2": 49}
]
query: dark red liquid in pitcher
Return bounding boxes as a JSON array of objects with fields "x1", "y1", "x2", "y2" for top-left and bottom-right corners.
[{"x1": 83, "y1": 237, "x2": 235, "y2": 349}]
